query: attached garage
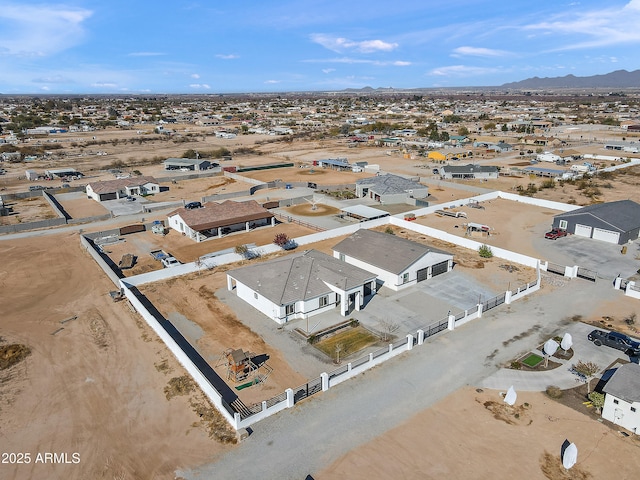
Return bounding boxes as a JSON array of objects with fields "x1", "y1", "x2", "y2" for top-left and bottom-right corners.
[
  {"x1": 417, "y1": 267, "x2": 429, "y2": 282},
  {"x1": 431, "y1": 261, "x2": 449, "y2": 277},
  {"x1": 574, "y1": 224, "x2": 593, "y2": 238},
  {"x1": 551, "y1": 200, "x2": 640, "y2": 245},
  {"x1": 592, "y1": 228, "x2": 620, "y2": 244}
]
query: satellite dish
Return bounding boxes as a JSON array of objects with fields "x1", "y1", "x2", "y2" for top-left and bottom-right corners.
[
  {"x1": 544, "y1": 339, "x2": 559, "y2": 356},
  {"x1": 561, "y1": 333, "x2": 573, "y2": 351},
  {"x1": 504, "y1": 385, "x2": 517, "y2": 406},
  {"x1": 562, "y1": 442, "x2": 578, "y2": 469}
]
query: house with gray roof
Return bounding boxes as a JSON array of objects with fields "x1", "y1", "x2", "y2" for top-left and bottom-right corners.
[
  {"x1": 332, "y1": 229, "x2": 453, "y2": 291},
  {"x1": 164, "y1": 157, "x2": 213, "y2": 171},
  {"x1": 551, "y1": 200, "x2": 640, "y2": 245},
  {"x1": 602, "y1": 362, "x2": 640, "y2": 434},
  {"x1": 226, "y1": 249, "x2": 377, "y2": 324},
  {"x1": 440, "y1": 164, "x2": 498, "y2": 180},
  {"x1": 355, "y1": 174, "x2": 428, "y2": 205}
]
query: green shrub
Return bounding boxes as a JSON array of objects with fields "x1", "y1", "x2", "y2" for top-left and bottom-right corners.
[{"x1": 478, "y1": 244, "x2": 493, "y2": 258}]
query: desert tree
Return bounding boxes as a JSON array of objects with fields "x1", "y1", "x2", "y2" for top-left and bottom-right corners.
[
  {"x1": 379, "y1": 319, "x2": 400, "y2": 342},
  {"x1": 573, "y1": 360, "x2": 600, "y2": 394}
]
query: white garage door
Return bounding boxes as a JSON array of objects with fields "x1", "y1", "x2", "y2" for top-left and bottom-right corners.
[
  {"x1": 592, "y1": 228, "x2": 620, "y2": 244},
  {"x1": 574, "y1": 224, "x2": 593, "y2": 238}
]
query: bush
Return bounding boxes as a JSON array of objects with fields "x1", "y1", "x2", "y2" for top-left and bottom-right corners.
[
  {"x1": 545, "y1": 385, "x2": 563, "y2": 399},
  {"x1": 510, "y1": 361, "x2": 522, "y2": 370},
  {"x1": 384, "y1": 226, "x2": 395, "y2": 235},
  {"x1": 478, "y1": 244, "x2": 493, "y2": 258}
]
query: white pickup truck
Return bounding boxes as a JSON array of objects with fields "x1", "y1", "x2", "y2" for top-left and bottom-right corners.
[{"x1": 161, "y1": 256, "x2": 181, "y2": 268}]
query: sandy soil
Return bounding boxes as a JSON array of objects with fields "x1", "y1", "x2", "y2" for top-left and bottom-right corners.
[
  {"x1": 316, "y1": 386, "x2": 640, "y2": 480},
  {"x1": 0, "y1": 233, "x2": 232, "y2": 479}
]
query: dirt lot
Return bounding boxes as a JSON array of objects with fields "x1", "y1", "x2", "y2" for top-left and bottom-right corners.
[
  {"x1": 0, "y1": 196, "x2": 57, "y2": 225},
  {"x1": 414, "y1": 197, "x2": 562, "y2": 258},
  {"x1": 0, "y1": 233, "x2": 233, "y2": 480},
  {"x1": 316, "y1": 386, "x2": 640, "y2": 480}
]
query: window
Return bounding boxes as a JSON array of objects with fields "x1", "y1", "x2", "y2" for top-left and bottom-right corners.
[
  {"x1": 319, "y1": 295, "x2": 329, "y2": 307},
  {"x1": 559, "y1": 220, "x2": 568, "y2": 229},
  {"x1": 402, "y1": 272, "x2": 409, "y2": 284},
  {"x1": 285, "y1": 304, "x2": 295, "y2": 315},
  {"x1": 613, "y1": 399, "x2": 619, "y2": 404}
]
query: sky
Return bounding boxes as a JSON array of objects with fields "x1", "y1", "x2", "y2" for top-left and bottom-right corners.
[{"x1": 1, "y1": 0, "x2": 640, "y2": 94}]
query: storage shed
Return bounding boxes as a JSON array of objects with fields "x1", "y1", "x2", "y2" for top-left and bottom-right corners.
[{"x1": 551, "y1": 200, "x2": 640, "y2": 245}]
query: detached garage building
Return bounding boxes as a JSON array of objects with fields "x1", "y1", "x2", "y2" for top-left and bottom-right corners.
[
  {"x1": 332, "y1": 229, "x2": 453, "y2": 291},
  {"x1": 551, "y1": 200, "x2": 640, "y2": 245},
  {"x1": 164, "y1": 158, "x2": 212, "y2": 171}
]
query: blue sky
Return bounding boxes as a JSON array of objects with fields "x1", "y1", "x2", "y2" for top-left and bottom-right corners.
[{"x1": 1, "y1": 0, "x2": 639, "y2": 94}]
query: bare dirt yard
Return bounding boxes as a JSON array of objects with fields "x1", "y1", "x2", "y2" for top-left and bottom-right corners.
[
  {"x1": 0, "y1": 233, "x2": 235, "y2": 480},
  {"x1": 0, "y1": 196, "x2": 57, "y2": 225},
  {"x1": 316, "y1": 386, "x2": 640, "y2": 480}
]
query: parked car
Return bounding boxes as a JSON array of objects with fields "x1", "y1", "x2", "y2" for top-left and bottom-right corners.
[
  {"x1": 587, "y1": 329, "x2": 640, "y2": 355},
  {"x1": 161, "y1": 256, "x2": 181, "y2": 268},
  {"x1": 184, "y1": 201, "x2": 202, "y2": 210},
  {"x1": 544, "y1": 228, "x2": 567, "y2": 240},
  {"x1": 29, "y1": 185, "x2": 45, "y2": 191}
]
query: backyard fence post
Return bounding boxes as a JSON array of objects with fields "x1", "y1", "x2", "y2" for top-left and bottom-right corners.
[
  {"x1": 417, "y1": 329, "x2": 425, "y2": 345},
  {"x1": 613, "y1": 276, "x2": 622, "y2": 290},
  {"x1": 262, "y1": 400, "x2": 267, "y2": 412},
  {"x1": 448, "y1": 314, "x2": 455, "y2": 331},
  {"x1": 476, "y1": 303, "x2": 483, "y2": 318},
  {"x1": 406, "y1": 334, "x2": 413, "y2": 350},
  {"x1": 234, "y1": 412, "x2": 241, "y2": 428},
  {"x1": 286, "y1": 388, "x2": 294, "y2": 407},
  {"x1": 321, "y1": 372, "x2": 329, "y2": 392},
  {"x1": 388, "y1": 344, "x2": 393, "y2": 353},
  {"x1": 505, "y1": 290, "x2": 512, "y2": 304},
  {"x1": 347, "y1": 363, "x2": 352, "y2": 372}
]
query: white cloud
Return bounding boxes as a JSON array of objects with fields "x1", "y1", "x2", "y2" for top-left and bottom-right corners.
[
  {"x1": 310, "y1": 34, "x2": 398, "y2": 53},
  {"x1": 216, "y1": 54, "x2": 239, "y2": 59},
  {"x1": 0, "y1": 4, "x2": 92, "y2": 57},
  {"x1": 191, "y1": 73, "x2": 200, "y2": 79},
  {"x1": 452, "y1": 46, "x2": 510, "y2": 58},
  {"x1": 524, "y1": 1, "x2": 640, "y2": 50},
  {"x1": 304, "y1": 57, "x2": 410, "y2": 66},
  {"x1": 189, "y1": 84, "x2": 210, "y2": 89},
  {"x1": 32, "y1": 75, "x2": 73, "y2": 84},
  {"x1": 264, "y1": 80, "x2": 281, "y2": 84},
  {"x1": 429, "y1": 65, "x2": 500, "y2": 77},
  {"x1": 322, "y1": 68, "x2": 335, "y2": 74},
  {"x1": 91, "y1": 82, "x2": 118, "y2": 88}
]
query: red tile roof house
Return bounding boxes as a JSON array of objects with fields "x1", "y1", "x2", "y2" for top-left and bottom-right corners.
[
  {"x1": 167, "y1": 200, "x2": 275, "y2": 242},
  {"x1": 85, "y1": 176, "x2": 160, "y2": 202}
]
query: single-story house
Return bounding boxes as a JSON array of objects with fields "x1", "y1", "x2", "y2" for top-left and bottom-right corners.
[
  {"x1": 163, "y1": 158, "x2": 212, "y2": 171},
  {"x1": 355, "y1": 174, "x2": 428, "y2": 205},
  {"x1": 440, "y1": 164, "x2": 498, "y2": 180},
  {"x1": 167, "y1": 199, "x2": 274, "y2": 242},
  {"x1": 332, "y1": 229, "x2": 453, "y2": 291},
  {"x1": 317, "y1": 158, "x2": 351, "y2": 170},
  {"x1": 227, "y1": 249, "x2": 378, "y2": 324},
  {"x1": 45, "y1": 168, "x2": 81, "y2": 179},
  {"x1": 551, "y1": 200, "x2": 640, "y2": 245},
  {"x1": 602, "y1": 362, "x2": 640, "y2": 434},
  {"x1": 86, "y1": 176, "x2": 160, "y2": 202}
]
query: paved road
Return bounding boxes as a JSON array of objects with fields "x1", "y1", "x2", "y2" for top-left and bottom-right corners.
[{"x1": 181, "y1": 276, "x2": 624, "y2": 480}]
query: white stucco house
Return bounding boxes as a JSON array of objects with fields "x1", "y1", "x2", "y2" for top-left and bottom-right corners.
[
  {"x1": 168, "y1": 200, "x2": 275, "y2": 242},
  {"x1": 332, "y1": 229, "x2": 454, "y2": 291},
  {"x1": 85, "y1": 176, "x2": 160, "y2": 202},
  {"x1": 226, "y1": 249, "x2": 377, "y2": 324},
  {"x1": 355, "y1": 174, "x2": 428, "y2": 205},
  {"x1": 602, "y1": 362, "x2": 640, "y2": 434}
]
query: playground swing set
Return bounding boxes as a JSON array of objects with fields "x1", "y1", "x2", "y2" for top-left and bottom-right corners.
[{"x1": 216, "y1": 348, "x2": 273, "y2": 391}]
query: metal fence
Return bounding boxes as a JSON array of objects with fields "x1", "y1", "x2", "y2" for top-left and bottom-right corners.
[
  {"x1": 293, "y1": 377, "x2": 323, "y2": 404},
  {"x1": 546, "y1": 262, "x2": 566, "y2": 276},
  {"x1": 422, "y1": 318, "x2": 449, "y2": 339},
  {"x1": 482, "y1": 292, "x2": 506, "y2": 312},
  {"x1": 577, "y1": 267, "x2": 597, "y2": 282}
]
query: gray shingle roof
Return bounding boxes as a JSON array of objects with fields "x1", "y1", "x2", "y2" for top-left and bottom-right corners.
[
  {"x1": 332, "y1": 229, "x2": 452, "y2": 274},
  {"x1": 228, "y1": 250, "x2": 376, "y2": 306},
  {"x1": 556, "y1": 200, "x2": 640, "y2": 232},
  {"x1": 603, "y1": 362, "x2": 640, "y2": 403},
  {"x1": 356, "y1": 174, "x2": 425, "y2": 195},
  {"x1": 442, "y1": 164, "x2": 498, "y2": 174}
]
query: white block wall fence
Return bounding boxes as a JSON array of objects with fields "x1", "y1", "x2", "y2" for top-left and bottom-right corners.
[{"x1": 79, "y1": 191, "x2": 604, "y2": 431}]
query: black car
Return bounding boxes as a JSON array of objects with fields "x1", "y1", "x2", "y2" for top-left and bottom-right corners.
[
  {"x1": 184, "y1": 201, "x2": 202, "y2": 210},
  {"x1": 587, "y1": 329, "x2": 640, "y2": 355}
]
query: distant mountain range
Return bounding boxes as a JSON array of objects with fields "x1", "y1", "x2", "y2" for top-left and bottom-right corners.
[{"x1": 501, "y1": 69, "x2": 640, "y2": 89}]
